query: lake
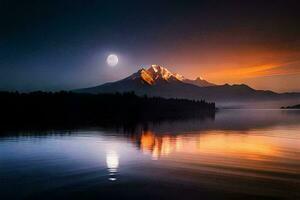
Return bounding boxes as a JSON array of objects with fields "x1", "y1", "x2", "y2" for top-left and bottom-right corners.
[{"x1": 0, "y1": 109, "x2": 300, "y2": 199}]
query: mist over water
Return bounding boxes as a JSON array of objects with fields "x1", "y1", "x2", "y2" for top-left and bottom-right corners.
[
  {"x1": 0, "y1": 109, "x2": 299, "y2": 199},
  {"x1": 217, "y1": 99, "x2": 300, "y2": 109}
]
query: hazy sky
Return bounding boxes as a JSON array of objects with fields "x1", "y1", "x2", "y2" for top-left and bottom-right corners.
[{"x1": 1, "y1": 0, "x2": 300, "y2": 92}]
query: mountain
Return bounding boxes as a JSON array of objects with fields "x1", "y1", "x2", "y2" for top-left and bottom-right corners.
[
  {"x1": 76, "y1": 65, "x2": 214, "y2": 92},
  {"x1": 135, "y1": 65, "x2": 215, "y2": 86},
  {"x1": 125, "y1": 65, "x2": 186, "y2": 85},
  {"x1": 75, "y1": 65, "x2": 300, "y2": 107},
  {"x1": 183, "y1": 77, "x2": 215, "y2": 87}
]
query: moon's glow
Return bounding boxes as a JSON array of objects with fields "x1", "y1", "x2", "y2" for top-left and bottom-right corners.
[
  {"x1": 106, "y1": 151, "x2": 119, "y2": 181},
  {"x1": 106, "y1": 54, "x2": 118, "y2": 66},
  {"x1": 106, "y1": 151, "x2": 119, "y2": 170}
]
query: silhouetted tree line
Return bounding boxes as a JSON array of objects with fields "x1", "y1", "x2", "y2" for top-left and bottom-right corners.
[
  {"x1": 0, "y1": 91, "x2": 215, "y2": 130},
  {"x1": 281, "y1": 104, "x2": 300, "y2": 109}
]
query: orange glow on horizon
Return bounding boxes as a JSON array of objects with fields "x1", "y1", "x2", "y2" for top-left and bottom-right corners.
[{"x1": 165, "y1": 48, "x2": 300, "y2": 92}]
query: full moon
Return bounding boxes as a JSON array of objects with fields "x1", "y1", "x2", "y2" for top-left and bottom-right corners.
[{"x1": 106, "y1": 54, "x2": 118, "y2": 67}]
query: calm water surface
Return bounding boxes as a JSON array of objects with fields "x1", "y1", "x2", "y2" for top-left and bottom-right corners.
[{"x1": 0, "y1": 109, "x2": 300, "y2": 199}]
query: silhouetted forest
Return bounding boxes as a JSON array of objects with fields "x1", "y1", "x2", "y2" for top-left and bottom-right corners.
[
  {"x1": 0, "y1": 91, "x2": 215, "y2": 131},
  {"x1": 281, "y1": 104, "x2": 300, "y2": 109}
]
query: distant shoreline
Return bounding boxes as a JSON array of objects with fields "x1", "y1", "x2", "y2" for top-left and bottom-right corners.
[{"x1": 281, "y1": 104, "x2": 300, "y2": 109}]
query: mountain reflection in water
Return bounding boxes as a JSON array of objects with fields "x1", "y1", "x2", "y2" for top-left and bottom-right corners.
[
  {"x1": 0, "y1": 109, "x2": 299, "y2": 199},
  {"x1": 138, "y1": 130, "x2": 278, "y2": 160}
]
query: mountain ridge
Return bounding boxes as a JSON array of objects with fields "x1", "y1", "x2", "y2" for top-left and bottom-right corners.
[
  {"x1": 123, "y1": 65, "x2": 215, "y2": 87},
  {"x1": 75, "y1": 65, "x2": 300, "y2": 106}
]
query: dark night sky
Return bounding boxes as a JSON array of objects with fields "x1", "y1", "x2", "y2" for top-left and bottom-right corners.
[{"x1": 1, "y1": 0, "x2": 300, "y2": 92}]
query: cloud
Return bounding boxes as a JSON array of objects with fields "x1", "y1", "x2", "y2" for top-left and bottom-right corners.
[{"x1": 237, "y1": 61, "x2": 300, "y2": 78}]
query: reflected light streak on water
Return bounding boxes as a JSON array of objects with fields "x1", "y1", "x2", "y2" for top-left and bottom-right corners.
[{"x1": 106, "y1": 151, "x2": 119, "y2": 181}]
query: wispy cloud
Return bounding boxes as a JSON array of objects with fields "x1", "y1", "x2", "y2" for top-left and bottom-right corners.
[
  {"x1": 205, "y1": 53, "x2": 300, "y2": 82},
  {"x1": 238, "y1": 61, "x2": 300, "y2": 78}
]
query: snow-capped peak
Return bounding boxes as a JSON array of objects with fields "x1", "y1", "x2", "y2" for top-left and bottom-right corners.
[
  {"x1": 127, "y1": 65, "x2": 185, "y2": 85},
  {"x1": 127, "y1": 64, "x2": 214, "y2": 87},
  {"x1": 148, "y1": 64, "x2": 186, "y2": 81},
  {"x1": 196, "y1": 77, "x2": 204, "y2": 81},
  {"x1": 174, "y1": 73, "x2": 185, "y2": 81},
  {"x1": 147, "y1": 65, "x2": 175, "y2": 80},
  {"x1": 150, "y1": 64, "x2": 159, "y2": 73}
]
